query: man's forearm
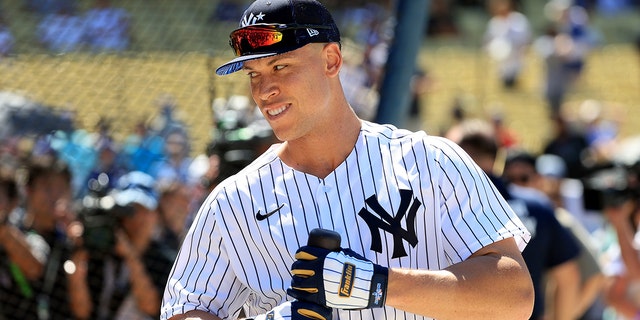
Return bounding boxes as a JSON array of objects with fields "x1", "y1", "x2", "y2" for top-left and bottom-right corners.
[
  {"x1": 385, "y1": 238, "x2": 534, "y2": 320},
  {"x1": 549, "y1": 260, "x2": 581, "y2": 320},
  {"x1": 0, "y1": 224, "x2": 44, "y2": 280},
  {"x1": 604, "y1": 201, "x2": 640, "y2": 275}
]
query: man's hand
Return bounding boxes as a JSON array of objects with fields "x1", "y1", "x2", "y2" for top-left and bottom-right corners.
[
  {"x1": 249, "y1": 300, "x2": 331, "y2": 320},
  {"x1": 288, "y1": 246, "x2": 388, "y2": 309}
]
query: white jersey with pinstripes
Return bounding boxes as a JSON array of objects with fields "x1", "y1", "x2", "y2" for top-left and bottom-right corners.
[{"x1": 161, "y1": 120, "x2": 530, "y2": 320}]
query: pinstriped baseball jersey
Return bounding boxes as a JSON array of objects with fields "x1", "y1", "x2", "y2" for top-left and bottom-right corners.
[{"x1": 161, "y1": 121, "x2": 530, "y2": 320}]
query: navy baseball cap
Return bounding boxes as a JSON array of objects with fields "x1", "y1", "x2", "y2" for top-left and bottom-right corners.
[{"x1": 215, "y1": 0, "x2": 341, "y2": 76}]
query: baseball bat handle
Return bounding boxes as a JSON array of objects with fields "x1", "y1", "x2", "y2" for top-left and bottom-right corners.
[{"x1": 307, "y1": 228, "x2": 341, "y2": 251}]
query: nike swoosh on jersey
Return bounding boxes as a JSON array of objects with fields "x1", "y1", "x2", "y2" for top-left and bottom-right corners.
[{"x1": 255, "y1": 204, "x2": 285, "y2": 221}]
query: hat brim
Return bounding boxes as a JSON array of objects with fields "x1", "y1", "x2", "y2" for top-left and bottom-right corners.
[
  {"x1": 215, "y1": 52, "x2": 279, "y2": 76},
  {"x1": 115, "y1": 189, "x2": 158, "y2": 211}
]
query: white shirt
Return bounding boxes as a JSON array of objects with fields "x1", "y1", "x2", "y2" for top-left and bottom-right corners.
[{"x1": 161, "y1": 121, "x2": 530, "y2": 320}]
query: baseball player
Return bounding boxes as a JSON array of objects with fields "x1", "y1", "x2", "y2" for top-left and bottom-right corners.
[{"x1": 161, "y1": 1, "x2": 534, "y2": 319}]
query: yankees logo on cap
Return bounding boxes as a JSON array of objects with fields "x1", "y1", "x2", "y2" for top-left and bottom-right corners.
[{"x1": 216, "y1": 0, "x2": 341, "y2": 76}]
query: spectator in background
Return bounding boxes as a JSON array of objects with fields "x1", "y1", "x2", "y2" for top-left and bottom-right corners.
[
  {"x1": 157, "y1": 180, "x2": 192, "y2": 250},
  {"x1": 406, "y1": 68, "x2": 433, "y2": 131},
  {"x1": 81, "y1": 137, "x2": 127, "y2": 198},
  {"x1": 37, "y1": 6, "x2": 85, "y2": 52},
  {"x1": 534, "y1": 24, "x2": 579, "y2": 118},
  {"x1": 339, "y1": 43, "x2": 380, "y2": 120},
  {"x1": 578, "y1": 99, "x2": 621, "y2": 163},
  {"x1": 544, "y1": 0, "x2": 600, "y2": 83},
  {"x1": 67, "y1": 171, "x2": 175, "y2": 319},
  {"x1": 454, "y1": 119, "x2": 582, "y2": 320},
  {"x1": 83, "y1": 0, "x2": 131, "y2": 52},
  {"x1": 603, "y1": 196, "x2": 640, "y2": 319},
  {"x1": 121, "y1": 120, "x2": 166, "y2": 176},
  {"x1": 535, "y1": 0, "x2": 600, "y2": 117},
  {"x1": 153, "y1": 129, "x2": 193, "y2": 186},
  {"x1": 0, "y1": 173, "x2": 47, "y2": 319},
  {"x1": 0, "y1": 13, "x2": 14, "y2": 57},
  {"x1": 543, "y1": 114, "x2": 590, "y2": 179},
  {"x1": 505, "y1": 151, "x2": 607, "y2": 319},
  {"x1": 9, "y1": 157, "x2": 75, "y2": 319},
  {"x1": 441, "y1": 96, "x2": 468, "y2": 140},
  {"x1": 483, "y1": 0, "x2": 532, "y2": 89},
  {"x1": 491, "y1": 110, "x2": 519, "y2": 149}
]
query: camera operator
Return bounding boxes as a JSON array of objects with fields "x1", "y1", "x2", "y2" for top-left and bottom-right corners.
[
  {"x1": 0, "y1": 172, "x2": 47, "y2": 319},
  {"x1": 1, "y1": 157, "x2": 77, "y2": 319},
  {"x1": 595, "y1": 161, "x2": 640, "y2": 318},
  {"x1": 66, "y1": 171, "x2": 175, "y2": 320},
  {"x1": 603, "y1": 198, "x2": 640, "y2": 318}
]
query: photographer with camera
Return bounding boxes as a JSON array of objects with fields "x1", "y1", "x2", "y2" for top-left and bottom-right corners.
[
  {"x1": 0, "y1": 172, "x2": 47, "y2": 319},
  {"x1": 67, "y1": 171, "x2": 175, "y2": 319},
  {"x1": 0, "y1": 157, "x2": 76, "y2": 319},
  {"x1": 598, "y1": 162, "x2": 640, "y2": 319}
]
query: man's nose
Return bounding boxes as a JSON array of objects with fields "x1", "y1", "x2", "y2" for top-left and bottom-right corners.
[{"x1": 256, "y1": 78, "x2": 279, "y2": 101}]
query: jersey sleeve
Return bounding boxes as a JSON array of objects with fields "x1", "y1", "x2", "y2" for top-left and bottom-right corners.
[
  {"x1": 431, "y1": 137, "x2": 531, "y2": 263},
  {"x1": 160, "y1": 193, "x2": 248, "y2": 320}
]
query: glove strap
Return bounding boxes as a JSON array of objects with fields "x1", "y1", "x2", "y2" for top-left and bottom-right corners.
[{"x1": 368, "y1": 264, "x2": 389, "y2": 308}]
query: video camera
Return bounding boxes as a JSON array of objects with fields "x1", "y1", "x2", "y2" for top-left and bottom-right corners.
[
  {"x1": 206, "y1": 95, "x2": 276, "y2": 185},
  {"x1": 582, "y1": 161, "x2": 640, "y2": 211},
  {"x1": 77, "y1": 173, "x2": 134, "y2": 253}
]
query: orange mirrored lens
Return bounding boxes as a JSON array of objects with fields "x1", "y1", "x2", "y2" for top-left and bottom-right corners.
[{"x1": 230, "y1": 27, "x2": 284, "y2": 56}]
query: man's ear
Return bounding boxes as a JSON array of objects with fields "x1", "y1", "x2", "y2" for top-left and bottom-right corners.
[{"x1": 324, "y1": 43, "x2": 342, "y2": 78}]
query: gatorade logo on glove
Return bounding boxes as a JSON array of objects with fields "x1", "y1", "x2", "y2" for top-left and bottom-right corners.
[{"x1": 339, "y1": 263, "x2": 355, "y2": 297}]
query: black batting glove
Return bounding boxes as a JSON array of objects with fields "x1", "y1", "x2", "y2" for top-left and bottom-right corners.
[{"x1": 288, "y1": 246, "x2": 388, "y2": 310}]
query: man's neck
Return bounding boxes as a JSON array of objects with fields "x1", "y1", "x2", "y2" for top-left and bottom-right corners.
[{"x1": 279, "y1": 112, "x2": 361, "y2": 179}]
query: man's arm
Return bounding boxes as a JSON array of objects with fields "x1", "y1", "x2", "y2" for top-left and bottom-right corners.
[
  {"x1": 606, "y1": 200, "x2": 640, "y2": 278},
  {"x1": 547, "y1": 259, "x2": 581, "y2": 320},
  {"x1": 386, "y1": 238, "x2": 534, "y2": 320},
  {"x1": 0, "y1": 223, "x2": 44, "y2": 280}
]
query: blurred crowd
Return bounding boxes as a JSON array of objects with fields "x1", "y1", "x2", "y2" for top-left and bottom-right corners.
[
  {"x1": 443, "y1": 96, "x2": 640, "y2": 319},
  {"x1": 470, "y1": 6, "x2": 640, "y2": 319},
  {"x1": 0, "y1": 0, "x2": 131, "y2": 55},
  {"x1": 0, "y1": 90, "x2": 278, "y2": 319}
]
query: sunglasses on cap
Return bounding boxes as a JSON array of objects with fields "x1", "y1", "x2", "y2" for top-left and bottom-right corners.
[{"x1": 229, "y1": 23, "x2": 332, "y2": 57}]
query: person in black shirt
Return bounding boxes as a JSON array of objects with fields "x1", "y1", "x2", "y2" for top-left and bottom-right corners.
[
  {"x1": 67, "y1": 171, "x2": 175, "y2": 319},
  {"x1": 1, "y1": 158, "x2": 75, "y2": 319}
]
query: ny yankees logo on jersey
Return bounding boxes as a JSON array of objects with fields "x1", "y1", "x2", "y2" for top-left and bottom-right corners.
[{"x1": 358, "y1": 189, "x2": 420, "y2": 258}]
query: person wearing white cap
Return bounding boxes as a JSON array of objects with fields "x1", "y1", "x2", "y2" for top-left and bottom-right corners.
[{"x1": 66, "y1": 171, "x2": 176, "y2": 319}]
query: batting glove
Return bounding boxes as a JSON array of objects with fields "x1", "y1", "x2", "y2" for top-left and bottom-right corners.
[
  {"x1": 288, "y1": 246, "x2": 388, "y2": 310},
  {"x1": 248, "y1": 300, "x2": 332, "y2": 320}
]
